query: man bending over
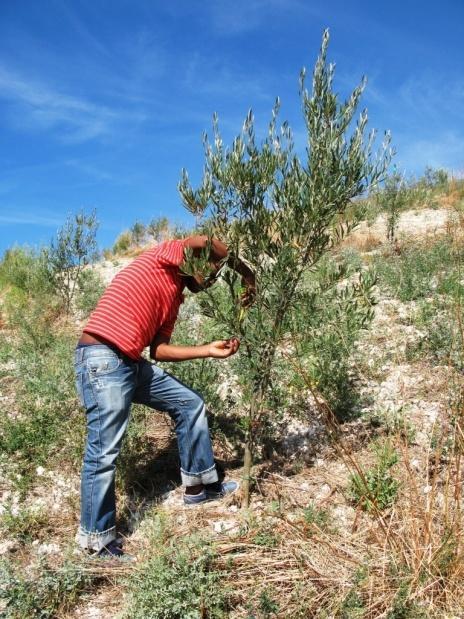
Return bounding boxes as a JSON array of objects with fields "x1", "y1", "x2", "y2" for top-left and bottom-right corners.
[{"x1": 74, "y1": 235, "x2": 255, "y2": 558}]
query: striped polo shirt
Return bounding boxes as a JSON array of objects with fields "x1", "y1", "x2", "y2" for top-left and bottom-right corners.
[{"x1": 84, "y1": 240, "x2": 186, "y2": 360}]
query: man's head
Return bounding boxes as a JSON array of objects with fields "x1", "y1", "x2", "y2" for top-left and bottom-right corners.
[{"x1": 181, "y1": 261, "x2": 223, "y2": 293}]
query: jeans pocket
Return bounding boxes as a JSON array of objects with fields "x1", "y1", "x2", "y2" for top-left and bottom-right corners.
[{"x1": 86, "y1": 354, "x2": 122, "y2": 378}]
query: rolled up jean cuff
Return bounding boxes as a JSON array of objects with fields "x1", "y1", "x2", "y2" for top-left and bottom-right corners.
[
  {"x1": 181, "y1": 464, "x2": 218, "y2": 486},
  {"x1": 75, "y1": 525, "x2": 116, "y2": 552}
]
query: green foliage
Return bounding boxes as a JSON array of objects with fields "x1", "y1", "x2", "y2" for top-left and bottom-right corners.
[
  {"x1": 258, "y1": 588, "x2": 279, "y2": 617},
  {"x1": 0, "y1": 558, "x2": 92, "y2": 618},
  {"x1": 340, "y1": 590, "x2": 365, "y2": 618},
  {"x1": 75, "y1": 267, "x2": 106, "y2": 317},
  {"x1": 407, "y1": 297, "x2": 463, "y2": 371},
  {"x1": 303, "y1": 502, "x2": 332, "y2": 534},
  {"x1": 252, "y1": 526, "x2": 280, "y2": 547},
  {"x1": 375, "y1": 238, "x2": 458, "y2": 302},
  {"x1": 124, "y1": 514, "x2": 228, "y2": 619},
  {"x1": 131, "y1": 220, "x2": 146, "y2": 245},
  {"x1": 0, "y1": 504, "x2": 49, "y2": 544},
  {"x1": 293, "y1": 255, "x2": 377, "y2": 419},
  {"x1": 112, "y1": 230, "x2": 132, "y2": 254},
  {"x1": 349, "y1": 440, "x2": 399, "y2": 511},
  {"x1": 0, "y1": 246, "x2": 52, "y2": 295},
  {"x1": 178, "y1": 30, "x2": 391, "y2": 497},
  {"x1": 375, "y1": 170, "x2": 408, "y2": 243},
  {"x1": 47, "y1": 209, "x2": 99, "y2": 312},
  {"x1": 148, "y1": 216, "x2": 170, "y2": 241},
  {"x1": 0, "y1": 328, "x2": 84, "y2": 492}
]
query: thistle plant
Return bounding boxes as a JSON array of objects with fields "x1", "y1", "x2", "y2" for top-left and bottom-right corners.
[{"x1": 179, "y1": 30, "x2": 392, "y2": 506}]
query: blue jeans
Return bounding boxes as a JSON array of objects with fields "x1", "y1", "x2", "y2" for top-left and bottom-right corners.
[{"x1": 74, "y1": 344, "x2": 218, "y2": 551}]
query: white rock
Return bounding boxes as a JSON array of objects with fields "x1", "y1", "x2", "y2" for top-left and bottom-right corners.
[
  {"x1": 37, "y1": 542, "x2": 60, "y2": 555},
  {"x1": 315, "y1": 483, "x2": 331, "y2": 501},
  {"x1": 0, "y1": 540, "x2": 17, "y2": 555},
  {"x1": 212, "y1": 519, "x2": 239, "y2": 534},
  {"x1": 36, "y1": 466, "x2": 46, "y2": 476}
]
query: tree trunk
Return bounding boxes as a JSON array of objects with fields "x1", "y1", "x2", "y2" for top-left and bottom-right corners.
[{"x1": 242, "y1": 429, "x2": 253, "y2": 508}]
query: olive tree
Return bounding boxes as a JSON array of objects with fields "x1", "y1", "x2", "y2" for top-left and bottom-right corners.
[
  {"x1": 47, "y1": 210, "x2": 99, "y2": 312},
  {"x1": 179, "y1": 30, "x2": 392, "y2": 506}
]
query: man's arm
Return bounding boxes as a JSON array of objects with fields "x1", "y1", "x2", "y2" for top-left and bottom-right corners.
[{"x1": 150, "y1": 332, "x2": 240, "y2": 362}]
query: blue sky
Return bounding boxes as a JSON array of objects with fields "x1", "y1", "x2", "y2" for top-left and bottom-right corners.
[{"x1": 1, "y1": 0, "x2": 463, "y2": 254}]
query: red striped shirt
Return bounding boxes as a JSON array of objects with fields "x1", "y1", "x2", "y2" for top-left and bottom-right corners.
[{"x1": 84, "y1": 240, "x2": 186, "y2": 360}]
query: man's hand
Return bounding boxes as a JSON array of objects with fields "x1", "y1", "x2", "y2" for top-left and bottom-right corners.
[{"x1": 207, "y1": 337, "x2": 240, "y2": 358}]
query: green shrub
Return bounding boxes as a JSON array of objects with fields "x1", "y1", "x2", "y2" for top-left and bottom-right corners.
[
  {"x1": 131, "y1": 221, "x2": 146, "y2": 245},
  {"x1": 47, "y1": 210, "x2": 99, "y2": 312},
  {"x1": 0, "y1": 246, "x2": 52, "y2": 295},
  {"x1": 252, "y1": 526, "x2": 280, "y2": 548},
  {"x1": 112, "y1": 230, "x2": 133, "y2": 254},
  {"x1": 375, "y1": 239, "x2": 457, "y2": 302},
  {"x1": 349, "y1": 440, "x2": 399, "y2": 511},
  {"x1": 124, "y1": 514, "x2": 228, "y2": 618},
  {"x1": 303, "y1": 502, "x2": 332, "y2": 535},
  {"x1": 0, "y1": 330, "x2": 84, "y2": 491},
  {"x1": 0, "y1": 558, "x2": 93, "y2": 618},
  {"x1": 0, "y1": 505, "x2": 50, "y2": 544},
  {"x1": 147, "y1": 216, "x2": 170, "y2": 241},
  {"x1": 75, "y1": 268, "x2": 106, "y2": 317},
  {"x1": 406, "y1": 297, "x2": 463, "y2": 371}
]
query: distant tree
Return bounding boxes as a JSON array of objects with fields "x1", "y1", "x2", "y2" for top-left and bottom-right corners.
[
  {"x1": 147, "y1": 217, "x2": 169, "y2": 242},
  {"x1": 47, "y1": 210, "x2": 99, "y2": 312},
  {"x1": 179, "y1": 30, "x2": 391, "y2": 506},
  {"x1": 376, "y1": 169, "x2": 407, "y2": 244},
  {"x1": 131, "y1": 221, "x2": 146, "y2": 246}
]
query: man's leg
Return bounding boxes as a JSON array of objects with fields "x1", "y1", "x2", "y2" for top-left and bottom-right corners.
[
  {"x1": 74, "y1": 345, "x2": 137, "y2": 552},
  {"x1": 133, "y1": 360, "x2": 219, "y2": 489}
]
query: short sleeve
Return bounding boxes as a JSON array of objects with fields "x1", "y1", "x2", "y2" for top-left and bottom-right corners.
[
  {"x1": 158, "y1": 316, "x2": 177, "y2": 338},
  {"x1": 156, "y1": 240, "x2": 186, "y2": 267}
]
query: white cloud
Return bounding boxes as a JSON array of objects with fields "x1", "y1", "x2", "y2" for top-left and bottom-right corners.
[
  {"x1": 209, "y1": 0, "x2": 321, "y2": 36},
  {"x1": 0, "y1": 212, "x2": 64, "y2": 226},
  {"x1": 396, "y1": 131, "x2": 464, "y2": 173},
  {"x1": 0, "y1": 65, "x2": 144, "y2": 143}
]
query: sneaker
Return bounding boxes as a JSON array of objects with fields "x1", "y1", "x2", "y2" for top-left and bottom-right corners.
[
  {"x1": 183, "y1": 480, "x2": 239, "y2": 505},
  {"x1": 88, "y1": 539, "x2": 136, "y2": 562}
]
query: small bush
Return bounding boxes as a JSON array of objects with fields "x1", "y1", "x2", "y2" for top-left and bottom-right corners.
[
  {"x1": 0, "y1": 246, "x2": 52, "y2": 296},
  {"x1": 406, "y1": 297, "x2": 463, "y2": 371},
  {"x1": 124, "y1": 514, "x2": 228, "y2": 618},
  {"x1": 112, "y1": 230, "x2": 132, "y2": 254},
  {"x1": 375, "y1": 238, "x2": 458, "y2": 302},
  {"x1": 75, "y1": 268, "x2": 105, "y2": 317},
  {"x1": 349, "y1": 440, "x2": 399, "y2": 511},
  {"x1": 0, "y1": 505, "x2": 50, "y2": 544},
  {"x1": 0, "y1": 330, "x2": 84, "y2": 491},
  {"x1": 0, "y1": 558, "x2": 93, "y2": 618},
  {"x1": 303, "y1": 502, "x2": 332, "y2": 535}
]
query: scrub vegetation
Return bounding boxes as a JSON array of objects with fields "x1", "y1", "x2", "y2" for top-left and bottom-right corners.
[{"x1": 1, "y1": 31, "x2": 464, "y2": 619}]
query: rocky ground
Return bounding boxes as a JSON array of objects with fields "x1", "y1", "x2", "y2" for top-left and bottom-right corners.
[{"x1": 1, "y1": 202, "x2": 462, "y2": 617}]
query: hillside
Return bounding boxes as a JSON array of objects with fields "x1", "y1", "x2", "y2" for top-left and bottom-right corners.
[{"x1": 1, "y1": 184, "x2": 463, "y2": 618}]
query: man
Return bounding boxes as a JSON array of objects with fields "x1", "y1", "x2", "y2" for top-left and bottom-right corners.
[{"x1": 74, "y1": 235, "x2": 255, "y2": 558}]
